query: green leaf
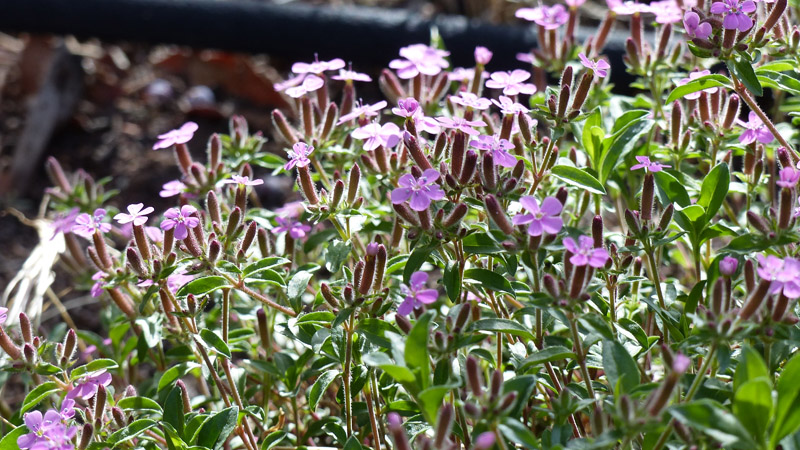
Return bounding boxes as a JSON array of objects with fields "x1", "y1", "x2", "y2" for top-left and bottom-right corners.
[
  {"x1": 175, "y1": 276, "x2": 230, "y2": 298},
  {"x1": 550, "y1": 165, "x2": 606, "y2": 195},
  {"x1": 728, "y1": 57, "x2": 763, "y2": 97},
  {"x1": 654, "y1": 171, "x2": 691, "y2": 208},
  {"x1": 287, "y1": 271, "x2": 313, "y2": 304},
  {"x1": 116, "y1": 396, "x2": 163, "y2": 413},
  {"x1": 602, "y1": 340, "x2": 640, "y2": 395},
  {"x1": 260, "y1": 431, "x2": 287, "y2": 450},
  {"x1": 733, "y1": 378, "x2": 773, "y2": 442},
  {"x1": 308, "y1": 369, "x2": 339, "y2": 412},
  {"x1": 499, "y1": 418, "x2": 539, "y2": 449},
  {"x1": 757, "y1": 70, "x2": 800, "y2": 96},
  {"x1": 164, "y1": 385, "x2": 185, "y2": 438},
  {"x1": 403, "y1": 245, "x2": 435, "y2": 284},
  {"x1": 0, "y1": 426, "x2": 27, "y2": 450},
  {"x1": 158, "y1": 363, "x2": 199, "y2": 392},
  {"x1": 599, "y1": 114, "x2": 654, "y2": 182},
  {"x1": 70, "y1": 358, "x2": 119, "y2": 380},
  {"x1": 443, "y1": 260, "x2": 461, "y2": 302},
  {"x1": 21, "y1": 382, "x2": 59, "y2": 414},
  {"x1": 670, "y1": 400, "x2": 756, "y2": 447},
  {"x1": 470, "y1": 318, "x2": 534, "y2": 340},
  {"x1": 325, "y1": 240, "x2": 352, "y2": 273},
  {"x1": 697, "y1": 163, "x2": 730, "y2": 222},
  {"x1": 107, "y1": 419, "x2": 157, "y2": 447},
  {"x1": 734, "y1": 346, "x2": 770, "y2": 394},
  {"x1": 195, "y1": 406, "x2": 239, "y2": 450},
  {"x1": 772, "y1": 352, "x2": 800, "y2": 445},
  {"x1": 464, "y1": 268, "x2": 516, "y2": 298},
  {"x1": 242, "y1": 257, "x2": 290, "y2": 276},
  {"x1": 583, "y1": 125, "x2": 606, "y2": 170},
  {"x1": 406, "y1": 311, "x2": 434, "y2": 389},
  {"x1": 418, "y1": 384, "x2": 456, "y2": 426},
  {"x1": 518, "y1": 346, "x2": 575, "y2": 371},
  {"x1": 666, "y1": 74, "x2": 733, "y2": 103},
  {"x1": 199, "y1": 329, "x2": 232, "y2": 359}
]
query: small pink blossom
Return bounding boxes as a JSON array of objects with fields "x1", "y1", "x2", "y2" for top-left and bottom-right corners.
[
  {"x1": 513, "y1": 196, "x2": 564, "y2": 236},
  {"x1": 272, "y1": 216, "x2": 312, "y2": 240},
  {"x1": 564, "y1": 235, "x2": 609, "y2": 268},
  {"x1": 630, "y1": 156, "x2": 671, "y2": 172},
  {"x1": 650, "y1": 0, "x2": 683, "y2": 23},
  {"x1": 391, "y1": 169, "x2": 446, "y2": 211},
  {"x1": 153, "y1": 122, "x2": 198, "y2": 150},
  {"x1": 515, "y1": 5, "x2": 569, "y2": 29},
  {"x1": 607, "y1": 0, "x2": 652, "y2": 15},
  {"x1": 222, "y1": 175, "x2": 264, "y2": 187},
  {"x1": 392, "y1": 98, "x2": 440, "y2": 134},
  {"x1": 291, "y1": 57, "x2": 345, "y2": 75},
  {"x1": 331, "y1": 69, "x2": 372, "y2": 83},
  {"x1": 285, "y1": 75, "x2": 324, "y2": 98},
  {"x1": 469, "y1": 135, "x2": 518, "y2": 167},
  {"x1": 492, "y1": 96, "x2": 530, "y2": 115},
  {"x1": 0, "y1": 307, "x2": 7, "y2": 326},
  {"x1": 51, "y1": 208, "x2": 80, "y2": 239},
  {"x1": 738, "y1": 111, "x2": 774, "y2": 145},
  {"x1": 677, "y1": 70, "x2": 719, "y2": 100},
  {"x1": 398, "y1": 271, "x2": 439, "y2": 316},
  {"x1": 485, "y1": 70, "x2": 537, "y2": 96},
  {"x1": 72, "y1": 209, "x2": 112, "y2": 239},
  {"x1": 450, "y1": 92, "x2": 492, "y2": 110},
  {"x1": 66, "y1": 370, "x2": 112, "y2": 400},
  {"x1": 579, "y1": 53, "x2": 611, "y2": 78},
  {"x1": 285, "y1": 142, "x2": 314, "y2": 171},
  {"x1": 778, "y1": 167, "x2": 800, "y2": 188},
  {"x1": 337, "y1": 100, "x2": 387, "y2": 124},
  {"x1": 389, "y1": 44, "x2": 450, "y2": 79},
  {"x1": 710, "y1": 0, "x2": 757, "y2": 31},
  {"x1": 474, "y1": 46, "x2": 493, "y2": 65},
  {"x1": 160, "y1": 205, "x2": 200, "y2": 240},
  {"x1": 720, "y1": 256, "x2": 739, "y2": 276},
  {"x1": 160, "y1": 180, "x2": 187, "y2": 198},
  {"x1": 352, "y1": 122, "x2": 402, "y2": 150},
  {"x1": 90, "y1": 271, "x2": 106, "y2": 298},
  {"x1": 114, "y1": 203, "x2": 154, "y2": 226},
  {"x1": 436, "y1": 116, "x2": 487, "y2": 136},
  {"x1": 683, "y1": 11, "x2": 712, "y2": 39},
  {"x1": 276, "y1": 201, "x2": 306, "y2": 219}
]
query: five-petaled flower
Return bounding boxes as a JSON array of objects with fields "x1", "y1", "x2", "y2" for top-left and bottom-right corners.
[
  {"x1": 513, "y1": 196, "x2": 564, "y2": 236},
  {"x1": 649, "y1": 0, "x2": 683, "y2": 24},
  {"x1": 291, "y1": 57, "x2": 345, "y2": 75},
  {"x1": 51, "y1": 208, "x2": 80, "y2": 239},
  {"x1": 392, "y1": 98, "x2": 441, "y2": 134},
  {"x1": 222, "y1": 175, "x2": 264, "y2": 187},
  {"x1": 579, "y1": 53, "x2": 611, "y2": 78},
  {"x1": 285, "y1": 142, "x2": 314, "y2": 171},
  {"x1": 352, "y1": 122, "x2": 402, "y2": 150},
  {"x1": 469, "y1": 135, "x2": 518, "y2": 167},
  {"x1": 515, "y1": 5, "x2": 570, "y2": 29},
  {"x1": 114, "y1": 203, "x2": 154, "y2": 226},
  {"x1": 436, "y1": 117, "x2": 487, "y2": 136},
  {"x1": 738, "y1": 111, "x2": 774, "y2": 145},
  {"x1": 72, "y1": 209, "x2": 112, "y2": 239},
  {"x1": 66, "y1": 369, "x2": 112, "y2": 400},
  {"x1": 778, "y1": 167, "x2": 800, "y2": 188},
  {"x1": 450, "y1": 92, "x2": 493, "y2": 111},
  {"x1": 757, "y1": 254, "x2": 800, "y2": 299},
  {"x1": 607, "y1": 0, "x2": 652, "y2": 15},
  {"x1": 710, "y1": 0, "x2": 757, "y2": 31},
  {"x1": 485, "y1": 70, "x2": 537, "y2": 96},
  {"x1": 630, "y1": 156, "x2": 671, "y2": 172},
  {"x1": 160, "y1": 205, "x2": 200, "y2": 240},
  {"x1": 683, "y1": 11, "x2": 712, "y2": 39},
  {"x1": 391, "y1": 169, "x2": 446, "y2": 211},
  {"x1": 398, "y1": 271, "x2": 439, "y2": 316},
  {"x1": 492, "y1": 96, "x2": 530, "y2": 115},
  {"x1": 331, "y1": 69, "x2": 372, "y2": 83},
  {"x1": 389, "y1": 44, "x2": 450, "y2": 79},
  {"x1": 337, "y1": 100, "x2": 387, "y2": 124},
  {"x1": 285, "y1": 75, "x2": 324, "y2": 98},
  {"x1": 153, "y1": 122, "x2": 198, "y2": 150},
  {"x1": 18, "y1": 407, "x2": 77, "y2": 450},
  {"x1": 564, "y1": 235, "x2": 610, "y2": 268},
  {"x1": 272, "y1": 216, "x2": 312, "y2": 240},
  {"x1": 160, "y1": 180, "x2": 187, "y2": 198}
]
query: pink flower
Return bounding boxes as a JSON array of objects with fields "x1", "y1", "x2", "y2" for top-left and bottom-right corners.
[
  {"x1": 0, "y1": 307, "x2": 7, "y2": 326},
  {"x1": 18, "y1": 408, "x2": 77, "y2": 450},
  {"x1": 331, "y1": 69, "x2": 372, "y2": 83},
  {"x1": 138, "y1": 270, "x2": 194, "y2": 293},
  {"x1": 677, "y1": 70, "x2": 719, "y2": 100},
  {"x1": 51, "y1": 208, "x2": 80, "y2": 239},
  {"x1": 515, "y1": 5, "x2": 569, "y2": 29},
  {"x1": 564, "y1": 235, "x2": 610, "y2": 268},
  {"x1": 436, "y1": 117, "x2": 487, "y2": 136},
  {"x1": 72, "y1": 209, "x2": 111, "y2": 239},
  {"x1": 90, "y1": 271, "x2": 106, "y2": 298},
  {"x1": 160, "y1": 180, "x2": 187, "y2": 198},
  {"x1": 276, "y1": 201, "x2": 305, "y2": 219},
  {"x1": 606, "y1": 0, "x2": 652, "y2": 15},
  {"x1": 285, "y1": 142, "x2": 314, "y2": 171},
  {"x1": 337, "y1": 100, "x2": 387, "y2": 124},
  {"x1": 114, "y1": 203, "x2": 154, "y2": 226},
  {"x1": 222, "y1": 175, "x2": 264, "y2": 187},
  {"x1": 513, "y1": 196, "x2": 564, "y2": 236},
  {"x1": 291, "y1": 57, "x2": 345, "y2": 75},
  {"x1": 673, "y1": 354, "x2": 691, "y2": 373},
  {"x1": 285, "y1": 75, "x2": 324, "y2": 98},
  {"x1": 474, "y1": 432, "x2": 497, "y2": 450},
  {"x1": 352, "y1": 122, "x2": 402, "y2": 150},
  {"x1": 274, "y1": 73, "x2": 306, "y2": 92},
  {"x1": 683, "y1": 11, "x2": 712, "y2": 39},
  {"x1": 272, "y1": 216, "x2": 312, "y2": 240},
  {"x1": 778, "y1": 167, "x2": 800, "y2": 188},
  {"x1": 160, "y1": 205, "x2": 200, "y2": 240},
  {"x1": 389, "y1": 44, "x2": 450, "y2": 79},
  {"x1": 398, "y1": 271, "x2": 439, "y2": 316},
  {"x1": 66, "y1": 370, "x2": 112, "y2": 400},
  {"x1": 720, "y1": 256, "x2": 739, "y2": 276},
  {"x1": 449, "y1": 67, "x2": 485, "y2": 82},
  {"x1": 474, "y1": 46, "x2": 493, "y2": 65},
  {"x1": 566, "y1": 0, "x2": 587, "y2": 6},
  {"x1": 392, "y1": 98, "x2": 440, "y2": 134},
  {"x1": 710, "y1": 0, "x2": 757, "y2": 31},
  {"x1": 450, "y1": 92, "x2": 492, "y2": 110},
  {"x1": 469, "y1": 135, "x2": 518, "y2": 167},
  {"x1": 738, "y1": 111, "x2": 774, "y2": 145},
  {"x1": 579, "y1": 53, "x2": 611, "y2": 78},
  {"x1": 485, "y1": 70, "x2": 537, "y2": 96},
  {"x1": 492, "y1": 96, "x2": 530, "y2": 115},
  {"x1": 650, "y1": 0, "x2": 683, "y2": 23},
  {"x1": 757, "y1": 255, "x2": 800, "y2": 299},
  {"x1": 153, "y1": 122, "x2": 198, "y2": 150},
  {"x1": 630, "y1": 156, "x2": 671, "y2": 172},
  {"x1": 391, "y1": 169, "x2": 446, "y2": 211}
]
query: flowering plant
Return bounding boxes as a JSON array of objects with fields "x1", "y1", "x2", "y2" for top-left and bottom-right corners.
[{"x1": 5, "y1": 0, "x2": 800, "y2": 449}]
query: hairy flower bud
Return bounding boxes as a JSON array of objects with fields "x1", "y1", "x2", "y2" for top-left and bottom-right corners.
[
  {"x1": 484, "y1": 194, "x2": 514, "y2": 234},
  {"x1": 765, "y1": 0, "x2": 787, "y2": 33},
  {"x1": 557, "y1": 83, "x2": 571, "y2": 119},
  {"x1": 126, "y1": 248, "x2": 148, "y2": 278},
  {"x1": 779, "y1": 187, "x2": 793, "y2": 229},
  {"x1": 459, "y1": 150, "x2": 479, "y2": 185},
  {"x1": 747, "y1": 211, "x2": 771, "y2": 234},
  {"x1": 443, "y1": 203, "x2": 469, "y2": 228},
  {"x1": 466, "y1": 356, "x2": 484, "y2": 397},
  {"x1": 373, "y1": 245, "x2": 388, "y2": 293},
  {"x1": 640, "y1": 173, "x2": 655, "y2": 221},
  {"x1": 434, "y1": 404, "x2": 454, "y2": 448},
  {"x1": 78, "y1": 424, "x2": 93, "y2": 450},
  {"x1": 740, "y1": 279, "x2": 771, "y2": 320},
  {"x1": 393, "y1": 202, "x2": 421, "y2": 226}
]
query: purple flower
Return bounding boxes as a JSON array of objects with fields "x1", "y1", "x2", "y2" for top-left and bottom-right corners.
[
  {"x1": 272, "y1": 216, "x2": 312, "y2": 240},
  {"x1": 0, "y1": 307, "x2": 7, "y2": 326},
  {"x1": 517, "y1": 52, "x2": 536, "y2": 65},
  {"x1": 291, "y1": 57, "x2": 345, "y2": 75},
  {"x1": 352, "y1": 122, "x2": 402, "y2": 150},
  {"x1": 720, "y1": 256, "x2": 739, "y2": 276},
  {"x1": 738, "y1": 111, "x2": 774, "y2": 145},
  {"x1": 677, "y1": 70, "x2": 719, "y2": 100},
  {"x1": 515, "y1": 5, "x2": 569, "y2": 29},
  {"x1": 757, "y1": 255, "x2": 800, "y2": 298},
  {"x1": 392, "y1": 98, "x2": 440, "y2": 134},
  {"x1": 485, "y1": 70, "x2": 537, "y2": 96},
  {"x1": 274, "y1": 73, "x2": 306, "y2": 92},
  {"x1": 450, "y1": 92, "x2": 492, "y2": 110},
  {"x1": 564, "y1": 235, "x2": 609, "y2": 268},
  {"x1": 474, "y1": 46, "x2": 493, "y2": 65},
  {"x1": 72, "y1": 209, "x2": 111, "y2": 239},
  {"x1": 630, "y1": 156, "x2": 671, "y2": 173},
  {"x1": 222, "y1": 175, "x2": 264, "y2": 187},
  {"x1": 710, "y1": 0, "x2": 756, "y2": 31},
  {"x1": 469, "y1": 135, "x2": 518, "y2": 168},
  {"x1": 492, "y1": 96, "x2": 530, "y2": 115},
  {"x1": 66, "y1": 370, "x2": 112, "y2": 400},
  {"x1": 389, "y1": 44, "x2": 450, "y2": 79},
  {"x1": 607, "y1": 0, "x2": 652, "y2": 15},
  {"x1": 153, "y1": 122, "x2": 198, "y2": 150},
  {"x1": 139, "y1": 270, "x2": 194, "y2": 293},
  {"x1": 160, "y1": 180, "x2": 187, "y2": 198},
  {"x1": 650, "y1": 0, "x2": 683, "y2": 23},
  {"x1": 114, "y1": 203, "x2": 154, "y2": 226},
  {"x1": 160, "y1": 205, "x2": 200, "y2": 240},
  {"x1": 391, "y1": 169, "x2": 446, "y2": 211},
  {"x1": 337, "y1": 100, "x2": 387, "y2": 124},
  {"x1": 398, "y1": 271, "x2": 439, "y2": 316},
  {"x1": 512, "y1": 196, "x2": 564, "y2": 236},
  {"x1": 579, "y1": 53, "x2": 611, "y2": 78},
  {"x1": 474, "y1": 432, "x2": 497, "y2": 450},
  {"x1": 449, "y1": 67, "x2": 487, "y2": 82},
  {"x1": 684, "y1": 11, "x2": 712, "y2": 39},
  {"x1": 285, "y1": 75, "x2": 324, "y2": 98},
  {"x1": 90, "y1": 271, "x2": 105, "y2": 298},
  {"x1": 18, "y1": 409, "x2": 77, "y2": 450},
  {"x1": 285, "y1": 142, "x2": 314, "y2": 171},
  {"x1": 436, "y1": 117, "x2": 487, "y2": 136},
  {"x1": 276, "y1": 201, "x2": 305, "y2": 219},
  {"x1": 50, "y1": 208, "x2": 80, "y2": 240},
  {"x1": 673, "y1": 354, "x2": 691, "y2": 373},
  {"x1": 566, "y1": 0, "x2": 587, "y2": 6},
  {"x1": 778, "y1": 167, "x2": 800, "y2": 188},
  {"x1": 331, "y1": 69, "x2": 372, "y2": 83}
]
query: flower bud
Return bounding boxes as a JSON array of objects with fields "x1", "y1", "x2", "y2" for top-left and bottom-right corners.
[
  {"x1": 297, "y1": 165, "x2": 319, "y2": 205},
  {"x1": 459, "y1": 150, "x2": 479, "y2": 185},
  {"x1": 78, "y1": 424, "x2": 93, "y2": 450},
  {"x1": 95, "y1": 385, "x2": 107, "y2": 419},
  {"x1": 765, "y1": 0, "x2": 787, "y2": 33},
  {"x1": 747, "y1": 210, "x2": 772, "y2": 234},
  {"x1": 640, "y1": 173, "x2": 655, "y2": 221},
  {"x1": 396, "y1": 314, "x2": 412, "y2": 334},
  {"x1": 490, "y1": 370, "x2": 503, "y2": 400},
  {"x1": 207, "y1": 239, "x2": 221, "y2": 263},
  {"x1": 571, "y1": 71, "x2": 593, "y2": 114},
  {"x1": 481, "y1": 152, "x2": 498, "y2": 191},
  {"x1": 625, "y1": 209, "x2": 641, "y2": 237},
  {"x1": 444, "y1": 203, "x2": 469, "y2": 228},
  {"x1": 569, "y1": 265, "x2": 587, "y2": 299},
  {"x1": 625, "y1": 38, "x2": 641, "y2": 69},
  {"x1": 418, "y1": 208, "x2": 433, "y2": 231},
  {"x1": 0, "y1": 326, "x2": 20, "y2": 360},
  {"x1": 319, "y1": 102, "x2": 338, "y2": 142},
  {"x1": 256, "y1": 308, "x2": 270, "y2": 351},
  {"x1": 352, "y1": 260, "x2": 365, "y2": 295},
  {"x1": 393, "y1": 202, "x2": 421, "y2": 226},
  {"x1": 657, "y1": 23, "x2": 671, "y2": 59},
  {"x1": 779, "y1": 187, "x2": 793, "y2": 229},
  {"x1": 379, "y1": 69, "x2": 405, "y2": 103},
  {"x1": 373, "y1": 245, "x2": 388, "y2": 293},
  {"x1": 740, "y1": 279, "x2": 771, "y2": 320},
  {"x1": 257, "y1": 227, "x2": 272, "y2": 257},
  {"x1": 23, "y1": 343, "x2": 36, "y2": 365},
  {"x1": 722, "y1": 94, "x2": 739, "y2": 130},
  {"x1": 484, "y1": 195, "x2": 514, "y2": 234},
  {"x1": 592, "y1": 215, "x2": 604, "y2": 248},
  {"x1": 241, "y1": 221, "x2": 257, "y2": 254},
  {"x1": 434, "y1": 404, "x2": 454, "y2": 448},
  {"x1": 126, "y1": 248, "x2": 148, "y2": 278},
  {"x1": 466, "y1": 356, "x2": 484, "y2": 397},
  {"x1": 112, "y1": 406, "x2": 126, "y2": 428},
  {"x1": 451, "y1": 133, "x2": 466, "y2": 178},
  {"x1": 557, "y1": 83, "x2": 571, "y2": 119},
  {"x1": 387, "y1": 412, "x2": 412, "y2": 450}
]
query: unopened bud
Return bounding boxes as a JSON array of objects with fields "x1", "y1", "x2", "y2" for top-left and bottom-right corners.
[{"x1": 484, "y1": 195, "x2": 514, "y2": 234}]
